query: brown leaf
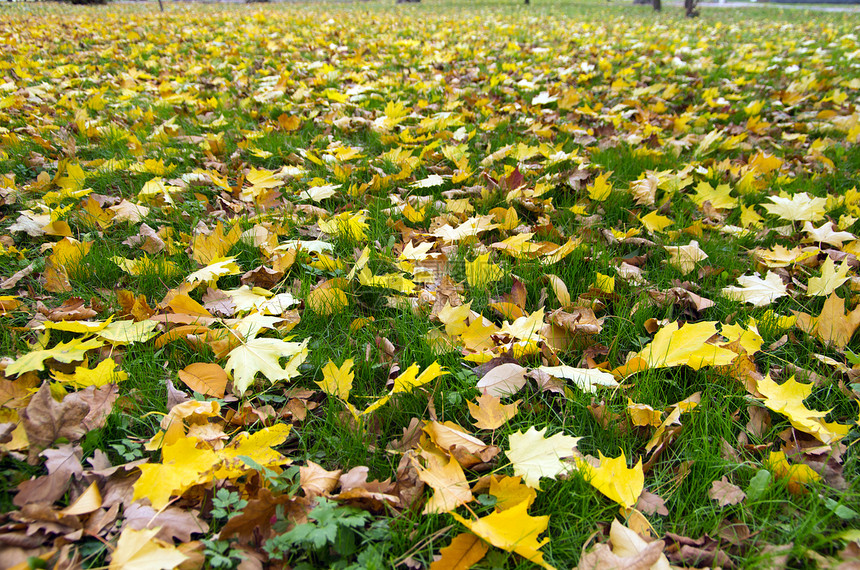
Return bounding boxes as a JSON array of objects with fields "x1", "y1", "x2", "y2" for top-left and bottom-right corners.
[
  {"x1": 300, "y1": 461, "x2": 342, "y2": 497},
  {"x1": 708, "y1": 476, "x2": 746, "y2": 507},
  {"x1": 40, "y1": 298, "x2": 97, "y2": 322},
  {"x1": 1, "y1": 262, "x2": 35, "y2": 290},
  {"x1": 21, "y1": 383, "x2": 89, "y2": 460},
  {"x1": 65, "y1": 384, "x2": 118, "y2": 431},
  {"x1": 636, "y1": 490, "x2": 669, "y2": 516},
  {"x1": 14, "y1": 444, "x2": 83, "y2": 507},
  {"x1": 220, "y1": 489, "x2": 309, "y2": 544},
  {"x1": 747, "y1": 406, "x2": 771, "y2": 438},
  {"x1": 240, "y1": 266, "x2": 284, "y2": 289},
  {"x1": 123, "y1": 503, "x2": 209, "y2": 542},
  {"x1": 177, "y1": 363, "x2": 228, "y2": 398}
]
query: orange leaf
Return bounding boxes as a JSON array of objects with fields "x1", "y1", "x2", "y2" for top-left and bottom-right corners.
[
  {"x1": 178, "y1": 363, "x2": 228, "y2": 398},
  {"x1": 430, "y1": 532, "x2": 488, "y2": 570}
]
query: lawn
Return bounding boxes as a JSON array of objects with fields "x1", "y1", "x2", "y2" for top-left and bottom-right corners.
[{"x1": 1, "y1": 0, "x2": 860, "y2": 568}]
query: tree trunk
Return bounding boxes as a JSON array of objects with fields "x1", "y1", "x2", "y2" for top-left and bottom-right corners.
[
  {"x1": 684, "y1": 0, "x2": 699, "y2": 16},
  {"x1": 652, "y1": 0, "x2": 661, "y2": 10}
]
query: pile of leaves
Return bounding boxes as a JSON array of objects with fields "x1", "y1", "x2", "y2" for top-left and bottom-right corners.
[{"x1": 1, "y1": 1, "x2": 860, "y2": 568}]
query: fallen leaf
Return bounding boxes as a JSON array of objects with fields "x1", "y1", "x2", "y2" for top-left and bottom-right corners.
[
  {"x1": 506, "y1": 426, "x2": 581, "y2": 489},
  {"x1": 708, "y1": 477, "x2": 746, "y2": 506}
]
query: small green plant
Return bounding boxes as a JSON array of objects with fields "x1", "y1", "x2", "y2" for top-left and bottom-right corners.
[
  {"x1": 201, "y1": 538, "x2": 244, "y2": 570},
  {"x1": 210, "y1": 488, "x2": 247, "y2": 522},
  {"x1": 264, "y1": 497, "x2": 391, "y2": 569},
  {"x1": 110, "y1": 440, "x2": 145, "y2": 463}
]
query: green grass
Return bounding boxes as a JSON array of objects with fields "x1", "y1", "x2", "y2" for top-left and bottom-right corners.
[{"x1": 1, "y1": 0, "x2": 860, "y2": 568}]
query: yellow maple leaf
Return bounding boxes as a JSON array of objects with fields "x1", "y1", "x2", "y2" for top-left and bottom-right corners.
[
  {"x1": 505, "y1": 426, "x2": 581, "y2": 489},
  {"x1": 489, "y1": 475, "x2": 537, "y2": 512},
  {"x1": 807, "y1": 256, "x2": 851, "y2": 297},
  {"x1": 133, "y1": 437, "x2": 219, "y2": 510},
  {"x1": 762, "y1": 192, "x2": 827, "y2": 222},
  {"x1": 587, "y1": 172, "x2": 613, "y2": 201},
  {"x1": 316, "y1": 359, "x2": 354, "y2": 400},
  {"x1": 577, "y1": 450, "x2": 644, "y2": 508},
  {"x1": 757, "y1": 374, "x2": 850, "y2": 444},
  {"x1": 690, "y1": 181, "x2": 737, "y2": 210},
  {"x1": 109, "y1": 527, "x2": 188, "y2": 570},
  {"x1": 664, "y1": 241, "x2": 708, "y2": 275},
  {"x1": 430, "y1": 533, "x2": 488, "y2": 570},
  {"x1": 450, "y1": 500, "x2": 556, "y2": 570},
  {"x1": 468, "y1": 393, "x2": 520, "y2": 430},
  {"x1": 617, "y1": 321, "x2": 737, "y2": 376},
  {"x1": 465, "y1": 253, "x2": 505, "y2": 289},
  {"x1": 639, "y1": 210, "x2": 674, "y2": 233},
  {"x1": 224, "y1": 337, "x2": 309, "y2": 396},
  {"x1": 318, "y1": 210, "x2": 369, "y2": 241},
  {"x1": 6, "y1": 337, "x2": 105, "y2": 376},
  {"x1": 414, "y1": 454, "x2": 473, "y2": 514},
  {"x1": 392, "y1": 361, "x2": 445, "y2": 394},
  {"x1": 52, "y1": 358, "x2": 127, "y2": 388},
  {"x1": 793, "y1": 292, "x2": 860, "y2": 348},
  {"x1": 185, "y1": 256, "x2": 241, "y2": 285},
  {"x1": 765, "y1": 451, "x2": 822, "y2": 495},
  {"x1": 215, "y1": 423, "x2": 292, "y2": 478}
]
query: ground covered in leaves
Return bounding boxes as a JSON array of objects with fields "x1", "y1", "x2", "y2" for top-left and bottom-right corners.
[{"x1": 2, "y1": 1, "x2": 860, "y2": 568}]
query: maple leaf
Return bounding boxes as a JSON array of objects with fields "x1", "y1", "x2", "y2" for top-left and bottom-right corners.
[
  {"x1": 806, "y1": 256, "x2": 851, "y2": 297},
  {"x1": 577, "y1": 450, "x2": 644, "y2": 508},
  {"x1": 450, "y1": 500, "x2": 556, "y2": 570},
  {"x1": 765, "y1": 451, "x2": 822, "y2": 495},
  {"x1": 762, "y1": 192, "x2": 827, "y2": 222},
  {"x1": 803, "y1": 221, "x2": 855, "y2": 247},
  {"x1": 215, "y1": 423, "x2": 292, "y2": 478},
  {"x1": 431, "y1": 533, "x2": 489, "y2": 570},
  {"x1": 468, "y1": 393, "x2": 520, "y2": 430},
  {"x1": 109, "y1": 527, "x2": 188, "y2": 570},
  {"x1": 318, "y1": 210, "x2": 369, "y2": 241},
  {"x1": 133, "y1": 437, "x2": 219, "y2": 510},
  {"x1": 757, "y1": 374, "x2": 850, "y2": 444},
  {"x1": 506, "y1": 426, "x2": 581, "y2": 489},
  {"x1": 489, "y1": 475, "x2": 537, "y2": 511},
  {"x1": 721, "y1": 271, "x2": 788, "y2": 306},
  {"x1": 20, "y1": 383, "x2": 89, "y2": 457},
  {"x1": 392, "y1": 361, "x2": 446, "y2": 394},
  {"x1": 6, "y1": 336, "x2": 105, "y2": 376},
  {"x1": 224, "y1": 337, "x2": 309, "y2": 396},
  {"x1": 617, "y1": 321, "x2": 737, "y2": 376},
  {"x1": 587, "y1": 172, "x2": 613, "y2": 201},
  {"x1": 51, "y1": 357, "x2": 127, "y2": 388},
  {"x1": 663, "y1": 241, "x2": 708, "y2": 275},
  {"x1": 414, "y1": 454, "x2": 473, "y2": 514},
  {"x1": 185, "y1": 256, "x2": 241, "y2": 285},
  {"x1": 316, "y1": 358, "x2": 354, "y2": 399},
  {"x1": 465, "y1": 253, "x2": 505, "y2": 289},
  {"x1": 639, "y1": 210, "x2": 673, "y2": 233},
  {"x1": 794, "y1": 292, "x2": 860, "y2": 348},
  {"x1": 709, "y1": 476, "x2": 746, "y2": 506}
]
